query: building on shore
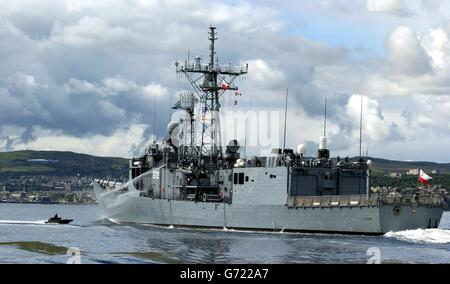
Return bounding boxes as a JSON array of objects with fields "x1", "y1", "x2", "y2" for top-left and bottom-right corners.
[{"x1": 406, "y1": 168, "x2": 440, "y2": 176}]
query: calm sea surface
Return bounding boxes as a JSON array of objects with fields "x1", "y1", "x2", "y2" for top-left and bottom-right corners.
[{"x1": 0, "y1": 203, "x2": 449, "y2": 264}]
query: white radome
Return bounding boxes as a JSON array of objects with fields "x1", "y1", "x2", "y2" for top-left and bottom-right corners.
[
  {"x1": 297, "y1": 144, "x2": 307, "y2": 155},
  {"x1": 234, "y1": 159, "x2": 246, "y2": 168},
  {"x1": 167, "y1": 121, "x2": 179, "y2": 135}
]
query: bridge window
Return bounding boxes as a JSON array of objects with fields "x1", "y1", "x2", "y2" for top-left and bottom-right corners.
[
  {"x1": 234, "y1": 173, "x2": 245, "y2": 184},
  {"x1": 239, "y1": 173, "x2": 244, "y2": 184}
]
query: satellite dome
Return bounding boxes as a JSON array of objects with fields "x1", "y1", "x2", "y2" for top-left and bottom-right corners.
[
  {"x1": 226, "y1": 139, "x2": 240, "y2": 153},
  {"x1": 297, "y1": 144, "x2": 307, "y2": 155},
  {"x1": 167, "y1": 121, "x2": 179, "y2": 135}
]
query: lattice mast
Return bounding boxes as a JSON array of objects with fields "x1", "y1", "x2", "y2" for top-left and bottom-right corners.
[{"x1": 176, "y1": 27, "x2": 248, "y2": 161}]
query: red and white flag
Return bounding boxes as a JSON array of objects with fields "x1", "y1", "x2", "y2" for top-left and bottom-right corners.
[
  {"x1": 418, "y1": 169, "x2": 432, "y2": 185},
  {"x1": 221, "y1": 80, "x2": 229, "y2": 90}
]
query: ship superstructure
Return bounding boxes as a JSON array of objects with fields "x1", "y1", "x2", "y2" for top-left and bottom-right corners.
[{"x1": 93, "y1": 27, "x2": 445, "y2": 234}]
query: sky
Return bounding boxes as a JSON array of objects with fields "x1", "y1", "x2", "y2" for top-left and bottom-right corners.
[{"x1": 1, "y1": 0, "x2": 450, "y2": 162}]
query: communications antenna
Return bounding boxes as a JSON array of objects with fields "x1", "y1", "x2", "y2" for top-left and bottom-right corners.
[{"x1": 175, "y1": 27, "x2": 248, "y2": 161}]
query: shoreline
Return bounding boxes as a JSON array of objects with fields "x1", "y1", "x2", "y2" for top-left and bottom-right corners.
[{"x1": 0, "y1": 201, "x2": 97, "y2": 206}]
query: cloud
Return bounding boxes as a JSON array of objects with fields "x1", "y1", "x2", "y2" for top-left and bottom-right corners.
[
  {"x1": 312, "y1": 23, "x2": 450, "y2": 99},
  {"x1": 386, "y1": 26, "x2": 432, "y2": 76},
  {"x1": 366, "y1": 0, "x2": 411, "y2": 16},
  {"x1": 0, "y1": 0, "x2": 450, "y2": 161},
  {"x1": 319, "y1": 0, "x2": 367, "y2": 13},
  {"x1": 280, "y1": 94, "x2": 403, "y2": 157},
  {"x1": 360, "y1": 26, "x2": 450, "y2": 97},
  {"x1": 421, "y1": 28, "x2": 450, "y2": 69},
  {"x1": 11, "y1": 124, "x2": 151, "y2": 157},
  {"x1": 317, "y1": 95, "x2": 404, "y2": 155},
  {"x1": 421, "y1": 0, "x2": 441, "y2": 11},
  {"x1": 0, "y1": 71, "x2": 171, "y2": 148},
  {"x1": 0, "y1": 0, "x2": 285, "y2": 157},
  {"x1": 245, "y1": 59, "x2": 284, "y2": 91},
  {"x1": 345, "y1": 95, "x2": 402, "y2": 142},
  {"x1": 49, "y1": 17, "x2": 138, "y2": 48},
  {"x1": 408, "y1": 95, "x2": 450, "y2": 136}
]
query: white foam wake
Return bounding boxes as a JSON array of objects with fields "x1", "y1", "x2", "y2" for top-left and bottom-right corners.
[
  {"x1": 0, "y1": 220, "x2": 47, "y2": 225},
  {"x1": 385, "y1": 229, "x2": 450, "y2": 244},
  {"x1": 105, "y1": 218, "x2": 121, "y2": 224}
]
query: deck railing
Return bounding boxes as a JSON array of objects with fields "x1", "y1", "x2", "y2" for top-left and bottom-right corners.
[{"x1": 287, "y1": 194, "x2": 446, "y2": 208}]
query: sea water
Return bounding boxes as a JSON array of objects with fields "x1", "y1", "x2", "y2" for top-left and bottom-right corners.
[{"x1": 0, "y1": 203, "x2": 449, "y2": 264}]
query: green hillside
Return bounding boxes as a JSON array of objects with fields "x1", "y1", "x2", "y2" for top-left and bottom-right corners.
[
  {"x1": 0, "y1": 150, "x2": 129, "y2": 178},
  {"x1": 366, "y1": 157, "x2": 450, "y2": 175},
  {"x1": 332, "y1": 156, "x2": 450, "y2": 175},
  {"x1": 1, "y1": 150, "x2": 450, "y2": 181}
]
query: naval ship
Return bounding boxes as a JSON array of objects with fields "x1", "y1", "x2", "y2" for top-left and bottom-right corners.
[{"x1": 93, "y1": 27, "x2": 445, "y2": 234}]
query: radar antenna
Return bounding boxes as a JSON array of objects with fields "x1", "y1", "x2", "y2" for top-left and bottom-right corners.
[{"x1": 175, "y1": 27, "x2": 248, "y2": 162}]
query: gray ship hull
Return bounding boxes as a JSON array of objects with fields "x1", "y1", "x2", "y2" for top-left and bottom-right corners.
[{"x1": 93, "y1": 183, "x2": 444, "y2": 234}]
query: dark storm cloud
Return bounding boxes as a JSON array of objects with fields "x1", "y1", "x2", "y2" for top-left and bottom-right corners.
[
  {"x1": 0, "y1": 0, "x2": 353, "y2": 144},
  {"x1": 0, "y1": 75, "x2": 127, "y2": 137},
  {"x1": 1, "y1": 0, "x2": 447, "y2": 160}
]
